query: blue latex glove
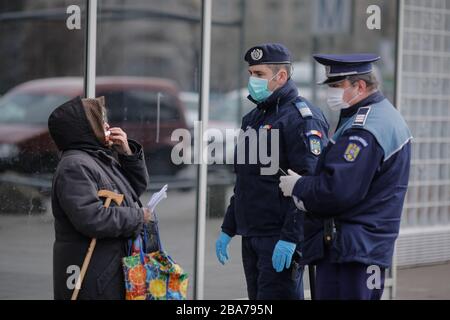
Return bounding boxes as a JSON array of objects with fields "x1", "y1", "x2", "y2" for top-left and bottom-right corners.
[
  {"x1": 215, "y1": 231, "x2": 232, "y2": 265},
  {"x1": 272, "y1": 240, "x2": 296, "y2": 272}
]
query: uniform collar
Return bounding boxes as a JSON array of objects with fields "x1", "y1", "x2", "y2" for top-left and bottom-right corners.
[
  {"x1": 340, "y1": 90, "x2": 385, "y2": 118},
  {"x1": 248, "y1": 79, "x2": 299, "y2": 112}
]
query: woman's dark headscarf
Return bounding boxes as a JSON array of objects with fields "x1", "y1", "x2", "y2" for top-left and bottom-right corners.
[{"x1": 48, "y1": 96, "x2": 112, "y2": 155}]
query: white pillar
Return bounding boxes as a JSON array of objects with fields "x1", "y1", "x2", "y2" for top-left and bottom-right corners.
[
  {"x1": 84, "y1": 0, "x2": 97, "y2": 98},
  {"x1": 194, "y1": 0, "x2": 212, "y2": 300}
]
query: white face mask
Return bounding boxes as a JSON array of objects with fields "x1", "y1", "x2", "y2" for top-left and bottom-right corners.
[{"x1": 326, "y1": 86, "x2": 360, "y2": 111}]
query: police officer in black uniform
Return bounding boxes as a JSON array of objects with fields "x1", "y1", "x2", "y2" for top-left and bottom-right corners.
[{"x1": 215, "y1": 43, "x2": 329, "y2": 299}]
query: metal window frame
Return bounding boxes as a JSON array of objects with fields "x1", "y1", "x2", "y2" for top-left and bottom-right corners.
[
  {"x1": 83, "y1": 0, "x2": 97, "y2": 99},
  {"x1": 194, "y1": 0, "x2": 212, "y2": 300},
  {"x1": 82, "y1": 0, "x2": 406, "y2": 300},
  {"x1": 82, "y1": 0, "x2": 420, "y2": 300}
]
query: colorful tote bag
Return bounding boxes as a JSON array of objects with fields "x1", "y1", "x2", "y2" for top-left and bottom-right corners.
[
  {"x1": 145, "y1": 251, "x2": 189, "y2": 300},
  {"x1": 122, "y1": 216, "x2": 189, "y2": 300},
  {"x1": 122, "y1": 236, "x2": 147, "y2": 300}
]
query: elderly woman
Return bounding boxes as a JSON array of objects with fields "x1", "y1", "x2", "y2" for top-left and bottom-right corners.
[{"x1": 48, "y1": 96, "x2": 152, "y2": 300}]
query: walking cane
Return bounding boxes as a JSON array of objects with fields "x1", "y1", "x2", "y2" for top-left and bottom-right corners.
[{"x1": 71, "y1": 190, "x2": 124, "y2": 300}]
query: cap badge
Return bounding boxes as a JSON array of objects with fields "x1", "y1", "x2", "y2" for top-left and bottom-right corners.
[{"x1": 251, "y1": 48, "x2": 263, "y2": 61}]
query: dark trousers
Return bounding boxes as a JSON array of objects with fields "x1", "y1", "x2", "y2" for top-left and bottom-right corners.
[
  {"x1": 242, "y1": 236, "x2": 304, "y2": 300},
  {"x1": 315, "y1": 260, "x2": 386, "y2": 300}
]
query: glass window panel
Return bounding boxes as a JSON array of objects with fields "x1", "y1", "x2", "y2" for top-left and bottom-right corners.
[
  {"x1": 0, "y1": 0, "x2": 86, "y2": 299},
  {"x1": 96, "y1": 0, "x2": 202, "y2": 299},
  {"x1": 206, "y1": 0, "x2": 399, "y2": 299}
]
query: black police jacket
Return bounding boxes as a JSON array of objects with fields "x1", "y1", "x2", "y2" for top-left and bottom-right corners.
[{"x1": 221, "y1": 79, "x2": 329, "y2": 245}]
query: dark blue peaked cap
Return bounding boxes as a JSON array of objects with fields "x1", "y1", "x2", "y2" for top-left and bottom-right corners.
[
  {"x1": 245, "y1": 43, "x2": 292, "y2": 66},
  {"x1": 313, "y1": 53, "x2": 380, "y2": 84}
]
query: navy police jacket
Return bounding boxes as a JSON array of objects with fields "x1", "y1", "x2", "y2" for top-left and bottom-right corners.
[
  {"x1": 293, "y1": 91, "x2": 412, "y2": 268},
  {"x1": 221, "y1": 79, "x2": 329, "y2": 245}
]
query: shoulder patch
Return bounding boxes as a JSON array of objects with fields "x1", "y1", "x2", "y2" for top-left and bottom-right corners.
[
  {"x1": 295, "y1": 101, "x2": 313, "y2": 119},
  {"x1": 343, "y1": 142, "x2": 361, "y2": 162},
  {"x1": 306, "y1": 130, "x2": 323, "y2": 156},
  {"x1": 309, "y1": 136, "x2": 322, "y2": 156},
  {"x1": 352, "y1": 106, "x2": 371, "y2": 127}
]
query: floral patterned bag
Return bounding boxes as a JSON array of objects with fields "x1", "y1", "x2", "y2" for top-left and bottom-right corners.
[
  {"x1": 145, "y1": 251, "x2": 189, "y2": 300},
  {"x1": 122, "y1": 214, "x2": 189, "y2": 300},
  {"x1": 122, "y1": 236, "x2": 148, "y2": 300}
]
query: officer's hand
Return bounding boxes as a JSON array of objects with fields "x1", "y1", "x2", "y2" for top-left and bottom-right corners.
[
  {"x1": 272, "y1": 240, "x2": 296, "y2": 272},
  {"x1": 215, "y1": 231, "x2": 232, "y2": 265},
  {"x1": 279, "y1": 169, "x2": 301, "y2": 197}
]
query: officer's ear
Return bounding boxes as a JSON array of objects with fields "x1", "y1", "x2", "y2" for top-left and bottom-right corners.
[
  {"x1": 278, "y1": 68, "x2": 289, "y2": 83},
  {"x1": 351, "y1": 79, "x2": 366, "y2": 93},
  {"x1": 357, "y1": 79, "x2": 368, "y2": 93}
]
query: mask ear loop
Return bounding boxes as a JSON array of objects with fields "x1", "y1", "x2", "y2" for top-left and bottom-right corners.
[
  {"x1": 269, "y1": 70, "x2": 282, "y2": 92},
  {"x1": 270, "y1": 71, "x2": 280, "y2": 81},
  {"x1": 346, "y1": 83, "x2": 362, "y2": 106}
]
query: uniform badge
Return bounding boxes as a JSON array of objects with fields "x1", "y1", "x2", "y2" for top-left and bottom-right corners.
[
  {"x1": 260, "y1": 124, "x2": 272, "y2": 130},
  {"x1": 251, "y1": 48, "x2": 263, "y2": 61},
  {"x1": 308, "y1": 136, "x2": 322, "y2": 156},
  {"x1": 344, "y1": 142, "x2": 361, "y2": 162},
  {"x1": 306, "y1": 130, "x2": 323, "y2": 156}
]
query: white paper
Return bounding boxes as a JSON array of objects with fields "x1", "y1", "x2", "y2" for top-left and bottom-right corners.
[{"x1": 147, "y1": 184, "x2": 168, "y2": 212}]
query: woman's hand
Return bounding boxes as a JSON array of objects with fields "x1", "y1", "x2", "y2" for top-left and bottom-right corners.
[
  {"x1": 143, "y1": 208, "x2": 153, "y2": 223},
  {"x1": 108, "y1": 127, "x2": 132, "y2": 155}
]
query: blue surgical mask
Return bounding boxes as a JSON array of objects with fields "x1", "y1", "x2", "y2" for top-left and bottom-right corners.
[{"x1": 248, "y1": 73, "x2": 279, "y2": 103}]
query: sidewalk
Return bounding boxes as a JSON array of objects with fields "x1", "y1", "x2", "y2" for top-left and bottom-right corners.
[{"x1": 396, "y1": 262, "x2": 450, "y2": 300}]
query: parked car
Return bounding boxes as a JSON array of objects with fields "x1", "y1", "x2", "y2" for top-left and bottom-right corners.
[
  {"x1": 179, "y1": 91, "x2": 199, "y2": 128},
  {"x1": 0, "y1": 76, "x2": 190, "y2": 176},
  {"x1": 179, "y1": 90, "x2": 254, "y2": 167}
]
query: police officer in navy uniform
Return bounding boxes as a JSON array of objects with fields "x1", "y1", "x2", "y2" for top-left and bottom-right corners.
[
  {"x1": 279, "y1": 54, "x2": 412, "y2": 300},
  {"x1": 215, "y1": 43, "x2": 329, "y2": 300}
]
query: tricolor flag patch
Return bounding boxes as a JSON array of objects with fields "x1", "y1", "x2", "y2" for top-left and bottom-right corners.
[{"x1": 353, "y1": 106, "x2": 371, "y2": 127}]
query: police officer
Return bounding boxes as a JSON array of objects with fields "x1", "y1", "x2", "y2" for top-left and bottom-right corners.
[
  {"x1": 279, "y1": 54, "x2": 412, "y2": 300},
  {"x1": 215, "y1": 43, "x2": 329, "y2": 300}
]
